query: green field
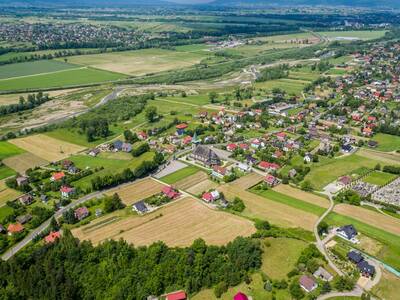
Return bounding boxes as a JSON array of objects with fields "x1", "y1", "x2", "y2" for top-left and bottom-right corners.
[
  {"x1": 0, "y1": 205, "x2": 14, "y2": 223},
  {"x1": 0, "y1": 67, "x2": 126, "y2": 92},
  {"x1": 0, "y1": 141, "x2": 25, "y2": 160},
  {"x1": 250, "y1": 188, "x2": 326, "y2": 216},
  {"x1": 160, "y1": 165, "x2": 200, "y2": 184},
  {"x1": 0, "y1": 165, "x2": 16, "y2": 180},
  {"x1": 317, "y1": 30, "x2": 386, "y2": 41},
  {"x1": 362, "y1": 171, "x2": 397, "y2": 186},
  {"x1": 370, "y1": 133, "x2": 400, "y2": 152},
  {"x1": 304, "y1": 154, "x2": 392, "y2": 190},
  {"x1": 0, "y1": 60, "x2": 77, "y2": 79},
  {"x1": 255, "y1": 78, "x2": 309, "y2": 95},
  {"x1": 325, "y1": 212, "x2": 400, "y2": 271}
]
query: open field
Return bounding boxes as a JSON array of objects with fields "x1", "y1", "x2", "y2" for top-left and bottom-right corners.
[
  {"x1": 317, "y1": 30, "x2": 386, "y2": 41},
  {"x1": 0, "y1": 205, "x2": 14, "y2": 223},
  {"x1": 261, "y1": 237, "x2": 308, "y2": 279},
  {"x1": 230, "y1": 172, "x2": 263, "y2": 190},
  {"x1": 72, "y1": 196, "x2": 256, "y2": 247},
  {"x1": 333, "y1": 204, "x2": 400, "y2": 236},
  {"x1": 9, "y1": 134, "x2": 86, "y2": 162},
  {"x1": 64, "y1": 47, "x2": 209, "y2": 76},
  {"x1": 2, "y1": 152, "x2": 49, "y2": 174},
  {"x1": 0, "y1": 165, "x2": 16, "y2": 180},
  {"x1": 356, "y1": 148, "x2": 400, "y2": 165},
  {"x1": 173, "y1": 171, "x2": 209, "y2": 190},
  {"x1": 0, "y1": 60, "x2": 77, "y2": 79},
  {"x1": 0, "y1": 67, "x2": 126, "y2": 92},
  {"x1": 0, "y1": 141, "x2": 25, "y2": 161},
  {"x1": 370, "y1": 133, "x2": 400, "y2": 152},
  {"x1": 371, "y1": 269, "x2": 400, "y2": 300},
  {"x1": 186, "y1": 179, "x2": 219, "y2": 195},
  {"x1": 362, "y1": 171, "x2": 397, "y2": 186},
  {"x1": 106, "y1": 178, "x2": 165, "y2": 206},
  {"x1": 0, "y1": 180, "x2": 21, "y2": 206},
  {"x1": 160, "y1": 166, "x2": 201, "y2": 184},
  {"x1": 255, "y1": 78, "x2": 309, "y2": 95},
  {"x1": 272, "y1": 184, "x2": 330, "y2": 208}
]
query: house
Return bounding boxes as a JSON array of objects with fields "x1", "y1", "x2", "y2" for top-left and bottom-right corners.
[
  {"x1": 304, "y1": 153, "x2": 312, "y2": 163},
  {"x1": 133, "y1": 200, "x2": 148, "y2": 214},
  {"x1": 289, "y1": 169, "x2": 297, "y2": 178},
  {"x1": 190, "y1": 145, "x2": 221, "y2": 166},
  {"x1": 164, "y1": 290, "x2": 187, "y2": 300},
  {"x1": 88, "y1": 148, "x2": 100, "y2": 157},
  {"x1": 237, "y1": 163, "x2": 251, "y2": 172},
  {"x1": 362, "y1": 127, "x2": 373, "y2": 136},
  {"x1": 202, "y1": 190, "x2": 220, "y2": 203},
  {"x1": 357, "y1": 260, "x2": 375, "y2": 277},
  {"x1": 239, "y1": 143, "x2": 249, "y2": 151},
  {"x1": 176, "y1": 123, "x2": 188, "y2": 135},
  {"x1": 182, "y1": 136, "x2": 192, "y2": 146},
  {"x1": 162, "y1": 186, "x2": 180, "y2": 199},
  {"x1": 348, "y1": 250, "x2": 364, "y2": 264},
  {"x1": 258, "y1": 161, "x2": 280, "y2": 172},
  {"x1": 7, "y1": 223, "x2": 24, "y2": 235},
  {"x1": 234, "y1": 292, "x2": 249, "y2": 300},
  {"x1": 264, "y1": 174, "x2": 280, "y2": 187},
  {"x1": 276, "y1": 132, "x2": 287, "y2": 141},
  {"x1": 226, "y1": 143, "x2": 238, "y2": 152},
  {"x1": 44, "y1": 231, "x2": 61, "y2": 244},
  {"x1": 299, "y1": 275, "x2": 318, "y2": 293},
  {"x1": 273, "y1": 150, "x2": 283, "y2": 159},
  {"x1": 16, "y1": 176, "x2": 28, "y2": 187},
  {"x1": 122, "y1": 142, "x2": 132, "y2": 152},
  {"x1": 337, "y1": 225, "x2": 358, "y2": 243},
  {"x1": 51, "y1": 172, "x2": 65, "y2": 182},
  {"x1": 250, "y1": 138, "x2": 261, "y2": 149},
  {"x1": 62, "y1": 160, "x2": 73, "y2": 169},
  {"x1": 313, "y1": 266, "x2": 333, "y2": 281},
  {"x1": 138, "y1": 131, "x2": 148, "y2": 140},
  {"x1": 113, "y1": 140, "x2": 123, "y2": 151},
  {"x1": 16, "y1": 214, "x2": 32, "y2": 224},
  {"x1": 60, "y1": 186, "x2": 75, "y2": 198},
  {"x1": 212, "y1": 165, "x2": 228, "y2": 178},
  {"x1": 74, "y1": 207, "x2": 89, "y2": 221},
  {"x1": 341, "y1": 144, "x2": 353, "y2": 153},
  {"x1": 338, "y1": 176, "x2": 352, "y2": 187},
  {"x1": 18, "y1": 194, "x2": 33, "y2": 206}
]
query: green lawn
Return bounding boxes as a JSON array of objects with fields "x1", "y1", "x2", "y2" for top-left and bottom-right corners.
[
  {"x1": 362, "y1": 171, "x2": 397, "y2": 186},
  {"x1": 370, "y1": 133, "x2": 400, "y2": 152},
  {"x1": 325, "y1": 212, "x2": 400, "y2": 271},
  {"x1": 0, "y1": 165, "x2": 16, "y2": 180},
  {"x1": 160, "y1": 165, "x2": 200, "y2": 184},
  {"x1": 255, "y1": 78, "x2": 308, "y2": 95},
  {"x1": 0, "y1": 67, "x2": 126, "y2": 92},
  {"x1": 0, "y1": 205, "x2": 14, "y2": 223},
  {"x1": 317, "y1": 30, "x2": 386, "y2": 41},
  {"x1": 250, "y1": 188, "x2": 326, "y2": 216},
  {"x1": 0, "y1": 141, "x2": 25, "y2": 160},
  {"x1": 0, "y1": 60, "x2": 77, "y2": 79}
]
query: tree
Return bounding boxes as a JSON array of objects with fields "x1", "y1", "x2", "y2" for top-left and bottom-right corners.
[
  {"x1": 318, "y1": 221, "x2": 329, "y2": 235},
  {"x1": 62, "y1": 209, "x2": 77, "y2": 224},
  {"x1": 124, "y1": 130, "x2": 138, "y2": 143},
  {"x1": 104, "y1": 194, "x2": 125, "y2": 213},
  {"x1": 300, "y1": 180, "x2": 313, "y2": 191},
  {"x1": 145, "y1": 106, "x2": 158, "y2": 122},
  {"x1": 321, "y1": 282, "x2": 331, "y2": 294},
  {"x1": 231, "y1": 197, "x2": 245, "y2": 212},
  {"x1": 289, "y1": 282, "x2": 304, "y2": 300},
  {"x1": 208, "y1": 91, "x2": 218, "y2": 103},
  {"x1": 214, "y1": 281, "x2": 227, "y2": 298}
]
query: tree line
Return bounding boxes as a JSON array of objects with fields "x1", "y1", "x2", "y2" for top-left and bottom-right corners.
[{"x1": 0, "y1": 92, "x2": 50, "y2": 116}]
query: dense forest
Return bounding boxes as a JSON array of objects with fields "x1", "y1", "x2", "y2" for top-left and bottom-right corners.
[{"x1": 0, "y1": 232, "x2": 262, "y2": 299}]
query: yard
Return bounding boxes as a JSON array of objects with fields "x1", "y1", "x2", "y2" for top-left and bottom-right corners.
[
  {"x1": 370, "y1": 133, "x2": 400, "y2": 152},
  {"x1": 362, "y1": 171, "x2": 397, "y2": 186}
]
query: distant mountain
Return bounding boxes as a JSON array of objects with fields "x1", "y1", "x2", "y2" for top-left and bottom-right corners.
[{"x1": 209, "y1": 0, "x2": 400, "y2": 8}]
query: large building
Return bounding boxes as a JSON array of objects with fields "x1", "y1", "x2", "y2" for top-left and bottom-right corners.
[{"x1": 190, "y1": 145, "x2": 221, "y2": 166}]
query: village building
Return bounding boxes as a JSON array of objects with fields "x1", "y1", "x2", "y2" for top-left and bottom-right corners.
[
  {"x1": 176, "y1": 123, "x2": 188, "y2": 136},
  {"x1": 258, "y1": 161, "x2": 280, "y2": 172},
  {"x1": 264, "y1": 174, "x2": 280, "y2": 187},
  {"x1": 16, "y1": 176, "x2": 29, "y2": 187},
  {"x1": 337, "y1": 225, "x2": 358, "y2": 243},
  {"x1": 51, "y1": 172, "x2": 65, "y2": 182},
  {"x1": 202, "y1": 190, "x2": 220, "y2": 203},
  {"x1": 7, "y1": 223, "x2": 24, "y2": 235},
  {"x1": 164, "y1": 290, "x2": 187, "y2": 300},
  {"x1": 16, "y1": 214, "x2": 32, "y2": 224},
  {"x1": 45, "y1": 231, "x2": 61, "y2": 244},
  {"x1": 161, "y1": 186, "x2": 180, "y2": 199},
  {"x1": 212, "y1": 165, "x2": 228, "y2": 179},
  {"x1": 299, "y1": 275, "x2": 317, "y2": 293},
  {"x1": 74, "y1": 207, "x2": 89, "y2": 221},
  {"x1": 60, "y1": 186, "x2": 75, "y2": 198},
  {"x1": 18, "y1": 194, "x2": 33, "y2": 206},
  {"x1": 88, "y1": 148, "x2": 100, "y2": 157},
  {"x1": 133, "y1": 200, "x2": 149, "y2": 214},
  {"x1": 313, "y1": 266, "x2": 333, "y2": 281},
  {"x1": 190, "y1": 145, "x2": 221, "y2": 166}
]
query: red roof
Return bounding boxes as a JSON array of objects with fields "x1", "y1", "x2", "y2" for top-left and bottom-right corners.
[
  {"x1": 7, "y1": 223, "x2": 24, "y2": 234},
  {"x1": 176, "y1": 123, "x2": 188, "y2": 130},
  {"x1": 276, "y1": 132, "x2": 286, "y2": 138},
  {"x1": 45, "y1": 231, "x2": 61, "y2": 244},
  {"x1": 52, "y1": 172, "x2": 65, "y2": 181},
  {"x1": 227, "y1": 143, "x2": 238, "y2": 151},
  {"x1": 264, "y1": 174, "x2": 277, "y2": 184},
  {"x1": 239, "y1": 143, "x2": 249, "y2": 150},
  {"x1": 182, "y1": 136, "x2": 192, "y2": 144},
  {"x1": 234, "y1": 292, "x2": 248, "y2": 300},
  {"x1": 202, "y1": 192, "x2": 213, "y2": 202},
  {"x1": 162, "y1": 186, "x2": 180, "y2": 199},
  {"x1": 213, "y1": 165, "x2": 227, "y2": 175},
  {"x1": 258, "y1": 161, "x2": 280, "y2": 170},
  {"x1": 60, "y1": 186, "x2": 74, "y2": 193},
  {"x1": 165, "y1": 291, "x2": 187, "y2": 300}
]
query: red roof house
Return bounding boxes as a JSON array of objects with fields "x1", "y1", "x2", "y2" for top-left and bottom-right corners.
[
  {"x1": 276, "y1": 132, "x2": 287, "y2": 140},
  {"x1": 165, "y1": 290, "x2": 187, "y2": 300},
  {"x1": 51, "y1": 172, "x2": 65, "y2": 181},
  {"x1": 44, "y1": 231, "x2": 61, "y2": 244},
  {"x1": 264, "y1": 174, "x2": 280, "y2": 187},
  {"x1": 182, "y1": 136, "x2": 192, "y2": 145},
  {"x1": 234, "y1": 292, "x2": 249, "y2": 300},
  {"x1": 162, "y1": 186, "x2": 180, "y2": 199},
  {"x1": 7, "y1": 223, "x2": 24, "y2": 235},
  {"x1": 74, "y1": 207, "x2": 89, "y2": 221},
  {"x1": 137, "y1": 131, "x2": 148, "y2": 140},
  {"x1": 176, "y1": 123, "x2": 188, "y2": 130},
  {"x1": 258, "y1": 161, "x2": 280, "y2": 172},
  {"x1": 227, "y1": 143, "x2": 238, "y2": 152}
]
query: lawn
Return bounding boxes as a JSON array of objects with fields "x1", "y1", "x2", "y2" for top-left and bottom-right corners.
[
  {"x1": 370, "y1": 133, "x2": 400, "y2": 152},
  {"x1": 362, "y1": 171, "x2": 397, "y2": 186},
  {"x1": 325, "y1": 212, "x2": 400, "y2": 271},
  {"x1": 0, "y1": 60, "x2": 77, "y2": 79},
  {"x1": 250, "y1": 188, "x2": 326, "y2": 216},
  {"x1": 0, "y1": 67, "x2": 126, "y2": 92},
  {"x1": 0, "y1": 141, "x2": 25, "y2": 160},
  {"x1": 161, "y1": 166, "x2": 200, "y2": 184},
  {"x1": 0, "y1": 205, "x2": 14, "y2": 223},
  {"x1": 0, "y1": 165, "x2": 16, "y2": 180}
]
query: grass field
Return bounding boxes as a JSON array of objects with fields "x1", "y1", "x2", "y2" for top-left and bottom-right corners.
[
  {"x1": 72, "y1": 196, "x2": 256, "y2": 247},
  {"x1": 356, "y1": 148, "x2": 400, "y2": 165},
  {"x1": 370, "y1": 133, "x2": 400, "y2": 152},
  {"x1": 255, "y1": 78, "x2": 309, "y2": 95},
  {"x1": 9, "y1": 134, "x2": 86, "y2": 162},
  {"x1": 64, "y1": 47, "x2": 209, "y2": 76},
  {"x1": 371, "y1": 269, "x2": 400, "y2": 300},
  {"x1": 272, "y1": 184, "x2": 330, "y2": 208},
  {"x1": 362, "y1": 171, "x2": 397, "y2": 186},
  {"x1": 0, "y1": 205, "x2": 14, "y2": 223},
  {"x1": 161, "y1": 166, "x2": 201, "y2": 184},
  {"x1": 0, "y1": 141, "x2": 25, "y2": 161},
  {"x1": 0, "y1": 180, "x2": 21, "y2": 206},
  {"x1": 317, "y1": 30, "x2": 386, "y2": 41},
  {"x1": 2, "y1": 152, "x2": 49, "y2": 174},
  {"x1": 0, "y1": 60, "x2": 77, "y2": 79},
  {"x1": 325, "y1": 212, "x2": 400, "y2": 271},
  {"x1": 0, "y1": 67, "x2": 126, "y2": 92},
  {"x1": 173, "y1": 171, "x2": 209, "y2": 190},
  {"x1": 0, "y1": 165, "x2": 16, "y2": 180}
]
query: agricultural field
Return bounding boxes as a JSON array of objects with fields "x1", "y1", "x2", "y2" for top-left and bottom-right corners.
[
  {"x1": 0, "y1": 179, "x2": 21, "y2": 207},
  {"x1": 356, "y1": 148, "x2": 400, "y2": 165},
  {"x1": 173, "y1": 171, "x2": 209, "y2": 190},
  {"x1": 0, "y1": 60, "x2": 77, "y2": 79},
  {"x1": 255, "y1": 78, "x2": 309, "y2": 96},
  {"x1": 72, "y1": 196, "x2": 256, "y2": 247},
  {"x1": 106, "y1": 178, "x2": 165, "y2": 206},
  {"x1": 63, "y1": 47, "x2": 210, "y2": 76},
  {"x1": 362, "y1": 171, "x2": 397, "y2": 186},
  {"x1": 9, "y1": 134, "x2": 86, "y2": 162},
  {"x1": 316, "y1": 30, "x2": 386, "y2": 41},
  {"x1": 2, "y1": 152, "x2": 49, "y2": 174},
  {"x1": 0, "y1": 165, "x2": 16, "y2": 180},
  {"x1": 371, "y1": 269, "x2": 400, "y2": 300},
  {"x1": 0, "y1": 67, "x2": 126, "y2": 92},
  {"x1": 0, "y1": 141, "x2": 25, "y2": 161},
  {"x1": 369, "y1": 133, "x2": 400, "y2": 152},
  {"x1": 272, "y1": 184, "x2": 330, "y2": 208},
  {"x1": 160, "y1": 166, "x2": 201, "y2": 184}
]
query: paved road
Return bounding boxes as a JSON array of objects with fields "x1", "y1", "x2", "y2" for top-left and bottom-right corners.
[{"x1": 317, "y1": 286, "x2": 363, "y2": 300}]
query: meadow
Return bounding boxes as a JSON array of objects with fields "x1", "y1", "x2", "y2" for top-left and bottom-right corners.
[
  {"x1": 370, "y1": 133, "x2": 400, "y2": 152},
  {"x1": 255, "y1": 78, "x2": 309, "y2": 95},
  {"x1": 0, "y1": 60, "x2": 77, "y2": 79},
  {"x1": 0, "y1": 141, "x2": 25, "y2": 160},
  {"x1": 0, "y1": 165, "x2": 16, "y2": 180},
  {"x1": 316, "y1": 30, "x2": 387, "y2": 41},
  {"x1": 0, "y1": 180, "x2": 21, "y2": 206},
  {"x1": 0, "y1": 67, "x2": 126, "y2": 92},
  {"x1": 161, "y1": 165, "x2": 201, "y2": 184},
  {"x1": 362, "y1": 171, "x2": 397, "y2": 186}
]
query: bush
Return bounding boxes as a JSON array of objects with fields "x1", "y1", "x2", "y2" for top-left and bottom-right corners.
[
  {"x1": 230, "y1": 197, "x2": 245, "y2": 212},
  {"x1": 214, "y1": 281, "x2": 228, "y2": 298}
]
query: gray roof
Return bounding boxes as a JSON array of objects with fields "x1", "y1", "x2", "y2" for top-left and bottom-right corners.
[
  {"x1": 133, "y1": 201, "x2": 148, "y2": 213},
  {"x1": 192, "y1": 145, "x2": 221, "y2": 165}
]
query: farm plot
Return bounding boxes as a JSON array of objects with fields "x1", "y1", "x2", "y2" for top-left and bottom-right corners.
[
  {"x1": 317, "y1": 30, "x2": 386, "y2": 41},
  {"x1": 160, "y1": 165, "x2": 200, "y2": 184},
  {"x1": 0, "y1": 141, "x2": 25, "y2": 161},
  {"x1": 2, "y1": 152, "x2": 49, "y2": 174},
  {"x1": 272, "y1": 184, "x2": 330, "y2": 208},
  {"x1": 362, "y1": 171, "x2": 397, "y2": 186},
  {"x1": 9, "y1": 134, "x2": 86, "y2": 162},
  {"x1": 357, "y1": 148, "x2": 400, "y2": 165},
  {"x1": 106, "y1": 178, "x2": 165, "y2": 206},
  {"x1": 72, "y1": 197, "x2": 256, "y2": 247},
  {"x1": 64, "y1": 48, "x2": 209, "y2": 76},
  {"x1": 173, "y1": 171, "x2": 209, "y2": 190},
  {"x1": 0, "y1": 165, "x2": 16, "y2": 180},
  {"x1": 255, "y1": 78, "x2": 309, "y2": 95},
  {"x1": 0, "y1": 180, "x2": 21, "y2": 207},
  {"x1": 186, "y1": 179, "x2": 219, "y2": 195},
  {"x1": 230, "y1": 172, "x2": 263, "y2": 190},
  {"x1": 369, "y1": 133, "x2": 400, "y2": 152}
]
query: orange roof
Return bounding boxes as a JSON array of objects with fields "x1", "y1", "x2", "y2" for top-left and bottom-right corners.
[
  {"x1": 7, "y1": 223, "x2": 24, "y2": 233},
  {"x1": 52, "y1": 172, "x2": 65, "y2": 181},
  {"x1": 166, "y1": 291, "x2": 187, "y2": 300},
  {"x1": 45, "y1": 231, "x2": 61, "y2": 244},
  {"x1": 176, "y1": 123, "x2": 188, "y2": 129}
]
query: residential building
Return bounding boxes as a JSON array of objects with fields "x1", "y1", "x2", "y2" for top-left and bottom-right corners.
[
  {"x1": 133, "y1": 201, "x2": 149, "y2": 214},
  {"x1": 299, "y1": 275, "x2": 317, "y2": 293},
  {"x1": 313, "y1": 267, "x2": 333, "y2": 281},
  {"x1": 337, "y1": 225, "x2": 358, "y2": 243},
  {"x1": 7, "y1": 223, "x2": 24, "y2": 235},
  {"x1": 18, "y1": 194, "x2": 33, "y2": 206},
  {"x1": 44, "y1": 231, "x2": 61, "y2": 244},
  {"x1": 74, "y1": 207, "x2": 89, "y2": 221}
]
